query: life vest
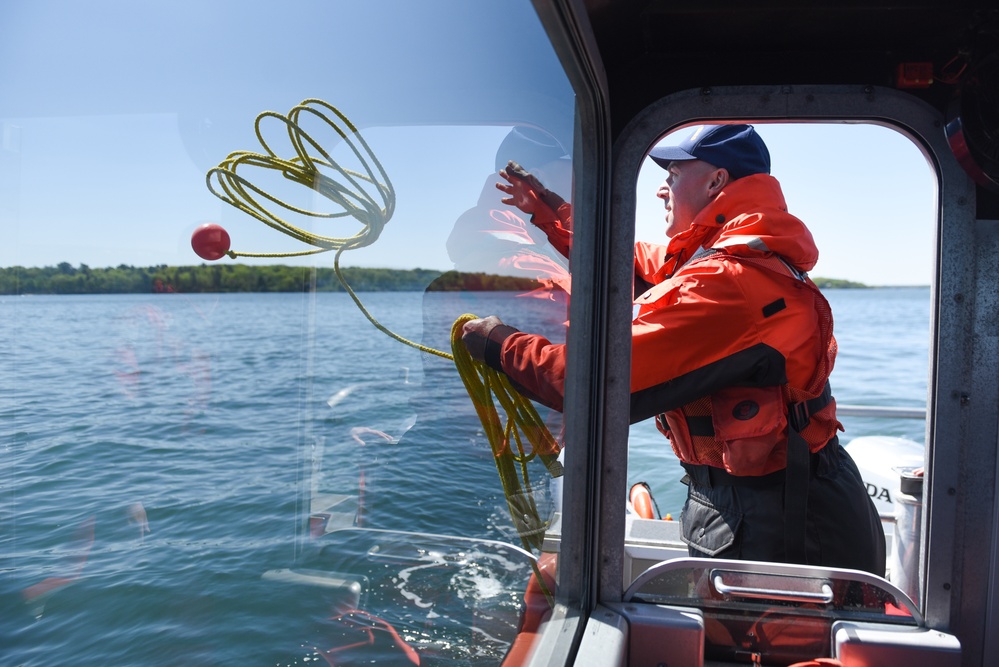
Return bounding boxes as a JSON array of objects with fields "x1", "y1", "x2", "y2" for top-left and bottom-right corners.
[{"x1": 653, "y1": 252, "x2": 839, "y2": 476}]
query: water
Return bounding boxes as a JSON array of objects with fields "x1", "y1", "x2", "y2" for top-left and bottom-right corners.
[{"x1": 0, "y1": 287, "x2": 929, "y2": 665}]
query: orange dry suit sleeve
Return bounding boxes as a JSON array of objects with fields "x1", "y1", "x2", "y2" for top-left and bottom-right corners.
[
  {"x1": 529, "y1": 201, "x2": 573, "y2": 260},
  {"x1": 633, "y1": 241, "x2": 672, "y2": 296},
  {"x1": 481, "y1": 326, "x2": 567, "y2": 413}
]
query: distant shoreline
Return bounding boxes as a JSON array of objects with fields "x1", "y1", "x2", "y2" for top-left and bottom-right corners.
[
  {"x1": 0, "y1": 263, "x2": 926, "y2": 295},
  {"x1": 814, "y1": 280, "x2": 930, "y2": 289},
  {"x1": 0, "y1": 264, "x2": 540, "y2": 295}
]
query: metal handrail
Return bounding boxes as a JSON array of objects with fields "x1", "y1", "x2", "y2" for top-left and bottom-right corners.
[{"x1": 837, "y1": 404, "x2": 926, "y2": 419}]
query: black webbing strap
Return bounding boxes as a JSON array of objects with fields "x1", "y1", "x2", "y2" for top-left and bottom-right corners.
[
  {"x1": 783, "y1": 381, "x2": 832, "y2": 563},
  {"x1": 783, "y1": 424, "x2": 810, "y2": 563}
]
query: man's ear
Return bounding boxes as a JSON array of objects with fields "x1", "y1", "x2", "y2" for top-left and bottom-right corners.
[{"x1": 708, "y1": 168, "x2": 730, "y2": 195}]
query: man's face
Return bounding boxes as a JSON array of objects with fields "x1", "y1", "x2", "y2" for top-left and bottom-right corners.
[{"x1": 656, "y1": 159, "x2": 722, "y2": 237}]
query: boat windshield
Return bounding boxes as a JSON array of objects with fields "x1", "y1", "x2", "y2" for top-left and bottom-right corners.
[{"x1": 1, "y1": 2, "x2": 574, "y2": 665}]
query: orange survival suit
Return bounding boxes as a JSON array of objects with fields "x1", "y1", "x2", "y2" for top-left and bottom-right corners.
[
  {"x1": 480, "y1": 173, "x2": 885, "y2": 574},
  {"x1": 629, "y1": 173, "x2": 837, "y2": 477}
]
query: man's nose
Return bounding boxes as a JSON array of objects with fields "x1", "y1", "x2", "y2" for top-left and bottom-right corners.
[{"x1": 657, "y1": 183, "x2": 670, "y2": 201}]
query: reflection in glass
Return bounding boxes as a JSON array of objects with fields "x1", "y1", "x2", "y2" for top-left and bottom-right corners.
[{"x1": 2, "y1": 1, "x2": 574, "y2": 665}]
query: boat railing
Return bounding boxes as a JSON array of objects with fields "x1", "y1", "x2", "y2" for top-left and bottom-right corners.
[{"x1": 836, "y1": 404, "x2": 926, "y2": 419}]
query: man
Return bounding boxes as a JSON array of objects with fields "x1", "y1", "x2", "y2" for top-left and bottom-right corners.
[{"x1": 463, "y1": 124, "x2": 885, "y2": 575}]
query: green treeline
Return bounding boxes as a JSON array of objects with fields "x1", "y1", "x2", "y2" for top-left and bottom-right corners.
[
  {"x1": 810, "y1": 277, "x2": 868, "y2": 289},
  {"x1": 0, "y1": 262, "x2": 869, "y2": 295},
  {"x1": 0, "y1": 263, "x2": 542, "y2": 295}
]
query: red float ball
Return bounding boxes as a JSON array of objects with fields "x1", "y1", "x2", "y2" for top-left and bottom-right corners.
[{"x1": 191, "y1": 223, "x2": 231, "y2": 261}]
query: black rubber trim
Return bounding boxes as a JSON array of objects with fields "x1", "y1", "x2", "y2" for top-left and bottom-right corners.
[{"x1": 629, "y1": 343, "x2": 788, "y2": 424}]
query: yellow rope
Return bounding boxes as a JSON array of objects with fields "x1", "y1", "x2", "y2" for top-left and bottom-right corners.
[
  {"x1": 449, "y1": 316, "x2": 563, "y2": 552},
  {"x1": 205, "y1": 98, "x2": 449, "y2": 359},
  {"x1": 206, "y1": 98, "x2": 394, "y2": 258},
  {"x1": 206, "y1": 101, "x2": 563, "y2": 568},
  {"x1": 450, "y1": 315, "x2": 560, "y2": 606}
]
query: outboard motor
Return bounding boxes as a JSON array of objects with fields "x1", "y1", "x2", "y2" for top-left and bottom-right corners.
[{"x1": 843, "y1": 435, "x2": 924, "y2": 517}]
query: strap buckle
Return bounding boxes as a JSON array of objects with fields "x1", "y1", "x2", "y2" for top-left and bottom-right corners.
[
  {"x1": 788, "y1": 382, "x2": 833, "y2": 431},
  {"x1": 788, "y1": 401, "x2": 810, "y2": 431}
]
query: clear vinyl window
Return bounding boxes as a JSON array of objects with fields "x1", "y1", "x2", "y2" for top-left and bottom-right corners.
[{"x1": 1, "y1": 2, "x2": 574, "y2": 665}]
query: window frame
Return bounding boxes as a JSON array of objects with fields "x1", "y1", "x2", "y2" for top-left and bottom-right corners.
[
  {"x1": 530, "y1": 0, "x2": 992, "y2": 660},
  {"x1": 606, "y1": 84, "x2": 979, "y2": 640}
]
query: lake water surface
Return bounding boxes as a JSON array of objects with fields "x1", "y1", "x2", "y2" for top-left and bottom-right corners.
[{"x1": 1, "y1": 287, "x2": 929, "y2": 665}]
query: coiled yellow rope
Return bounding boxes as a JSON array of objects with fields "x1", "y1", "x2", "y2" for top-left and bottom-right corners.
[
  {"x1": 206, "y1": 98, "x2": 449, "y2": 360},
  {"x1": 206, "y1": 101, "x2": 564, "y2": 561},
  {"x1": 449, "y1": 315, "x2": 560, "y2": 605},
  {"x1": 450, "y1": 315, "x2": 563, "y2": 552},
  {"x1": 206, "y1": 98, "x2": 393, "y2": 258}
]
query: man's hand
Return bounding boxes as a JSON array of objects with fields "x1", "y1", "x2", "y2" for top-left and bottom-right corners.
[
  {"x1": 461, "y1": 315, "x2": 505, "y2": 362},
  {"x1": 496, "y1": 161, "x2": 548, "y2": 215}
]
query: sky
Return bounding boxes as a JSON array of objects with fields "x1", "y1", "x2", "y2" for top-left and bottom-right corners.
[
  {"x1": 636, "y1": 123, "x2": 938, "y2": 286},
  {"x1": 0, "y1": 1, "x2": 938, "y2": 287}
]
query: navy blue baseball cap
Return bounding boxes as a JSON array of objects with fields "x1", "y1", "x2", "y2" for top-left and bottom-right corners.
[{"x1": 649, "y1": 124, "x2": 771, "y2": 181}]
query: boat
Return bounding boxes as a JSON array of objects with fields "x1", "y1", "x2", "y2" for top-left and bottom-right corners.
[
  {"x1": 3, "y1": 0, "x2": 998, "y2": 665},
  {"x1": 289, "y1": 1, "x2": 991, "y2": 663},
  {"x1": 500, "y1": 3, "x2": 994, "y2": 665}
]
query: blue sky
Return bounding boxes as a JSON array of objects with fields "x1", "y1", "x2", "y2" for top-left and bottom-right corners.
[
  {"x1": 637, "y1": 123, "x2": 937, "y2": 286},
  {"x1": 1, "y1": 2, "x2": 937, "y2": 286},
  {"x1": 1, "y1": 116, "x2": 937, "y2": 287}
]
